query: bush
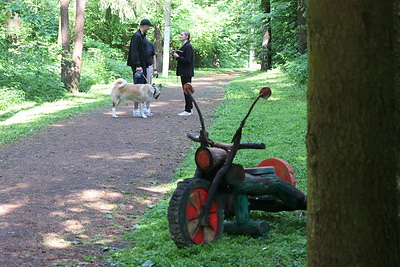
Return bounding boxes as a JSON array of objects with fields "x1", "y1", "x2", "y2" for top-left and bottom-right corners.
[
  {"x1": 0, "y1": 87, "x2": 26, "y2": 110},
  {"x1": 80, "y1": 38, "x2": 131, "y2": 91},
  {"x1": 283, "y1": 53, "x2": 308, "y2": 88},
  {"x1": 0, "y1": 46, "x2": 67, "y2": 107}
]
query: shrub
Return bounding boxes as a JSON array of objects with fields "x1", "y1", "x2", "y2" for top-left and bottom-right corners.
[{"x1": 283, "y1": 53, "x2": 308, "y2": 88}]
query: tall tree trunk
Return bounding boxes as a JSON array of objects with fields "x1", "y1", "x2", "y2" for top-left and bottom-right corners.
[
  {"x1": 296, "y1": 0, "x2": 306, "y2": 54},
  {"x1": 162, "y1": 0, "x2": 171, "y2": 77},
  {"x1": 154, "y1": 23, "x2": 163, "y2": 74},
  {"x1": 394, "y1": 0, "x2": 400, "y2": 212},
  {"x1": 5, "y1": 0, "x2": 21, "y2": 44},
  {"x1": 68, "y1": 0, "x2": 86, "y2": 94},
  {"x1": 307, "y1": 0, "x2": 400, "y2": 266},
  {"x1": 261, "y1": 0, "x2": 271, "y2": 70},
  {"x1": 60, "y1": 0, "x2": 71, "y2": 86}
]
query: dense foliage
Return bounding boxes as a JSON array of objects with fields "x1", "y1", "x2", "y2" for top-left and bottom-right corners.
[
  {"x1": 0, "y1": 0, "x2": 63, "y2": 109},
  {"x1": 1, "y1": 1, "x2": 308, "y2": 264},
  {"x1": 0, "y1": 0, "x2": 306, "y2": 107}
]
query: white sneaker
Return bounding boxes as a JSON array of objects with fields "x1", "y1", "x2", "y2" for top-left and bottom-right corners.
[
  {"x1": 178, "y1": 111, "x2": 192, "y2": 116},
  {"x1": 133, "y1": 109, "x2": 141, "y2": 117},
  {"x1": 144, "y1": 109, "x2": 153, "y2": 117}
]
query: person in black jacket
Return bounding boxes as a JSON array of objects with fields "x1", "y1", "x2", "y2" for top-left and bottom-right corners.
[
  {"x1": 172, "y1": 31, "x2": 194, "y2": 116},
  {"x1": 127, "y1": 19, "x2": 153, "y2": 117}
]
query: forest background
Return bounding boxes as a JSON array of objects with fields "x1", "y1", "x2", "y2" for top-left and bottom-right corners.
[
  {"x1": 0, "y1": 1, "x2": 309, "y2": 264},
  {"x1": 0, "y1": 0, "x2": 307, "y2": 110},
  {"x1": 1, "y1": 1, "x2": 400, "y2": 266}
]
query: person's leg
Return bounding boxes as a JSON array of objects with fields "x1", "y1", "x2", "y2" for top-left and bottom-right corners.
[
  {"x1": 133, "y1": 68, "x2": 147, "y2": 116},
  {"x1": 146, "y1": 65, "x2": 153, "y2": 85},
  {"x1": 182, "y1": 76, "x2": 193, "y2": 112},
  {"x1": 132, "y1": 67, "x2": 140, "y2": 111},
  {"x1": 178, "y1": 76, "x2": 193, "y2": 116},
  {"x1": 145, "y1": 65, "x2": 153, "y2": 113}
]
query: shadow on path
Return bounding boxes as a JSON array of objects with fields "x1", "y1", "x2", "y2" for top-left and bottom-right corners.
[{"x1": 0, "y1": 73, "x2": 238, "y2": 266}]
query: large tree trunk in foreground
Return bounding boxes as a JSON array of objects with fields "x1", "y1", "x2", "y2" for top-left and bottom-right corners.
[
  {"x1": 394, "y1": 0, "x2": 400, "y2": 204},
  {"x1": 306, "y1": 0, "x2": 400, "y2": 266}
]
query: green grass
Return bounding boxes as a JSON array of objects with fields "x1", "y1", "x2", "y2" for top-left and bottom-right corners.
[
  {"x1": 107, "y1": 69, "x2": 307, "y2": 266},
  {"x1": 0, "y1": 87, "x2": 110, "y2": 145}
]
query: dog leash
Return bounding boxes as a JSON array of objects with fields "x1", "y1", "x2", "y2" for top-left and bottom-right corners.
[
  {"x1": 141, "y1": 74, "x2": 158, "y2": 98},
  {"x1": 135, "y1": 70, "x2": 159, "y2": 98},
  {"x1": 137, "y1": 69, "x2": 158, "y2": 84},
  {"x1": 138, "y1": 72, "x2": 149, "y2": 83}
]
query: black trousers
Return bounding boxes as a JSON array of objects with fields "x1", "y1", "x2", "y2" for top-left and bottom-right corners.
[{"x1": 181, "y1": 76, "x2": 193, "y2": 112}]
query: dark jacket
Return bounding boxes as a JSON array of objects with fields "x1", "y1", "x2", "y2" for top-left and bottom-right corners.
[
  {"x1": 144, "y1": 39, "x2": 155, "y2": 66},
  {"x1": 127, "y1": 30, "x2": 147, "y2": 68},
  {"x1": 176, "y1": 41, "x2": 194, "y2": 77}
]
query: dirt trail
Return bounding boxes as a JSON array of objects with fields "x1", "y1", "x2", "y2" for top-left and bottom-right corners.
[{"x1": 0, "y1": 73, "x2": 237, "y2": 266}]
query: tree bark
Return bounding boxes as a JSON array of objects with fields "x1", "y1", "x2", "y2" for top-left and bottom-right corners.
[
  {"x1": 307, "y1": 1, "x2": 400, "y2": 266},
  {"x1": 154, "y1": 23, "x2": 163, "y2": 74},
  {"x1": 5, "y1": 1, "x2": 20, "y2": 30},
  {"x1": 68, "y1": 0, "x2": 86, "y2": 94},
  {"x1": 261, "y1": 0, "x2": 271, "y2": 70},
  {"x1": 296, "y1": 0, "x2": 306, "y2": 54},
  {"x1": 5, "y1": 0, "x2": 21, "y2": 44},
  {"x1": 162, "y1": 0, "x2": 171, "y2": 77},
  {"x1": 394, "y1": 0, "x2": 400, "y2": 225},
  {"x1": 60, "y1": 0, "x2": 71, "y2": 86}
]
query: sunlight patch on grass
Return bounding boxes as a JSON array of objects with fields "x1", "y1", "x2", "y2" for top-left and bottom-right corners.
[
  {"x1": 0, "y1": 101, "x2": 37, "y2": 117},
  {"x1": 1, "y1": 97, "x2": 101, "y2": 126},
  {"x1": 0, "y1": 90, "x2": 111, "y2": 145}
]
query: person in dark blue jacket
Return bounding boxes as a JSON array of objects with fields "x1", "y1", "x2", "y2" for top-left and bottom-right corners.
[
  {"x1": 127, "y1": 19, "x2": 153, "y2": 117},
  {"x1": 172, "y1": 31, "x2": 194, "y2": 116},
  {"x1": 143, "y1": 38, "x2": 158, "y2": 115}
]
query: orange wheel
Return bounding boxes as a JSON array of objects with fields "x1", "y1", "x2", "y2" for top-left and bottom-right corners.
[
  {"x1": 168, "y1": 178, "x2": 224, "y2": 247},
  {"x1": 257, "y1": 158, "x2": 296, "y2": 186}
]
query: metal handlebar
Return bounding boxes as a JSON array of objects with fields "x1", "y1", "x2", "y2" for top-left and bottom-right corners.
[{"x1": 186, "y1": 133, "x2": 265, "y2": 150}]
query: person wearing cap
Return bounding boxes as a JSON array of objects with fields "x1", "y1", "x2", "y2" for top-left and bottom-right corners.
[
  {"x1": 172, "y1": 31, "x2": 194, "y2": 116},
  {"x1": 127, "y1": 19, "x2": 154, "y2": 117}
]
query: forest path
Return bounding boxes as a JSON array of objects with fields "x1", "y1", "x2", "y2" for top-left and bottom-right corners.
[{"x1": 0, "y1": 73, "x2": 237, "y2": 266}]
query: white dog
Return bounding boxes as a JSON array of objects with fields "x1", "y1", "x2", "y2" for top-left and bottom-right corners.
[{"x1": 111, "y1": 78, "x2": 161, "y2": 118}]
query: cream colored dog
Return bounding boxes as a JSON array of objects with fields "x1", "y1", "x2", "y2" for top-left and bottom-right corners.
[{"x1": 111, "y1": 78, "x2": 161, "y2": 118}]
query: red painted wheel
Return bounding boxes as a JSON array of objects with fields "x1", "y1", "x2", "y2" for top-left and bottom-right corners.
[
  {"x1": 168, "y1": 178, "x2": 224, "y2": 247},
  {"x1": 257, "y1": 158, "x2": 297, "y2": 186}
]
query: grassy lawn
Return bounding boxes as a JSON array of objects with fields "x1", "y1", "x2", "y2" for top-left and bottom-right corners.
[{"x1": 107, "y1": 69, "x2": 308, "y2": 266}]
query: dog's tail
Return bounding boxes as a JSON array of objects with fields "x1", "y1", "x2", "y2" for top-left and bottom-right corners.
[{"x1": 115, "y1": 78, "x2": 127, "y2": 88}]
